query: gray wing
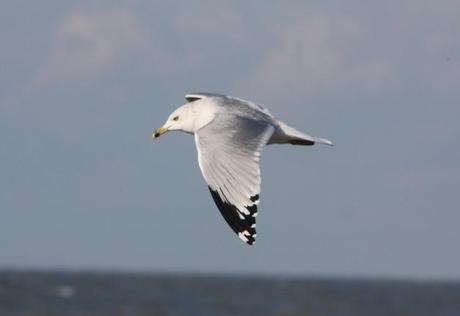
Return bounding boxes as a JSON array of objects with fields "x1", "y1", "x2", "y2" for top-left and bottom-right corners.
[
  {"x1": 186, "y1": 92, "x2": 224, "y2": 103},
  {"x1": 186, "y1": 92, "x2": 274, "y2": 119},
  {"x1": 195, "y1": 114, "x2": 274, "y2": 245}
]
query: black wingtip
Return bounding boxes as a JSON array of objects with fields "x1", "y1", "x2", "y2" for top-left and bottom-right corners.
[
  {"x1": 250, "y1": 194, "x2": 259, "y2": 202},
  {"x1": 208, "y1": 186, "x2": 257, "y2": 245},
  {"x1": 245, "y1": 236, "x2": 256, "y2": 246}
]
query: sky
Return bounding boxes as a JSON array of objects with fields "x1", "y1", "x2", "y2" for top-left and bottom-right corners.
[{"x1": 1, "y1": 0, "x2": 459, "y2": 279}]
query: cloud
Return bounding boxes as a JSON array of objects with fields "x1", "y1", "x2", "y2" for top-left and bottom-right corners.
[
  {"x1": 168, "y1": 2, "x2": 259, "y2": 74},
  {"x1": 34, "y1": 9, "x2": 152, "y2": 86},
  {"x1": 235, "y1": 11, "x2": 396, "y2": 104},
  {"x1": 32, "y1": 1, "x2": 460, "y2": 100},
  {"x1": 173, "y1": 3, "x2": 249, "y2": 45},
  {"x1": 234, "y1": 2, "x2": 460, "y2": 105}
]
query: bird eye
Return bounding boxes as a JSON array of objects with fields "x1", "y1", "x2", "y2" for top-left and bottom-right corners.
[{"x1": 172, "y1": 116, "x2": 179, "y2": 121}]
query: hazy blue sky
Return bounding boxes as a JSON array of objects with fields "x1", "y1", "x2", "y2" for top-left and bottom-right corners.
[{"x1": 1, "y1": 1, "x2": 459, "y2": 279}]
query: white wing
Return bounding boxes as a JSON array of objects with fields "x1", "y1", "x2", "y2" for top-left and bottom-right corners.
[{"x1": 195, "y1": 114, "x2": 274, "y2": 245}]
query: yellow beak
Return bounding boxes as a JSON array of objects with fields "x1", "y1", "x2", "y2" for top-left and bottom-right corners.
[{"x1": 152, "y1": 126, "x2": 168, "y2": 139}]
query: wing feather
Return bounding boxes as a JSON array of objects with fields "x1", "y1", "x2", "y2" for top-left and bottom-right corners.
[{"x1": 195, "y1": 114, "x2": 274, "y2": 245}]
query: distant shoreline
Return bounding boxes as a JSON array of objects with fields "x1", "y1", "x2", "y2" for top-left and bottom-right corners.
[{"x1": 1, "y1": 267, "x2": 459, "y2": 284}]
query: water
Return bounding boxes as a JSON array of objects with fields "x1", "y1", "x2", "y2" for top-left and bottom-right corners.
[{"x1": 1, "y1": 270, "x2": 459, "y2": 316}]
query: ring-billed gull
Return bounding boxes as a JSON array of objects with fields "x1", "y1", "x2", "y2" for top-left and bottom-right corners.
[{"x1": 152, "y1": 93, "x2": 332, "y2": 245}]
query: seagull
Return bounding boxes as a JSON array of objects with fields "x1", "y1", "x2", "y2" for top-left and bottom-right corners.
[{"x1": 152, "y1": 93, "x2": 332, "y2": 245}]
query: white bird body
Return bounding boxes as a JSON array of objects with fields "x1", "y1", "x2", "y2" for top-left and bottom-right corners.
[{"x1": 153, "y1": 93, "x2": 332, "y2": 245}]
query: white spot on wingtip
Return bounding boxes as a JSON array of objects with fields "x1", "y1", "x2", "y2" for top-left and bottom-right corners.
[
  {"x1": 252, "y1": 212, "x2": 258, "y2": 217},
  {"x1": 251, "y1": 224, "x2": 256, "y2": 228},
  {"x1": 239, "y1": 207, "x2": 250, "y2": 215},
  {"x1": 238, "y1": 232, "x2": 249, "y2": 243}
]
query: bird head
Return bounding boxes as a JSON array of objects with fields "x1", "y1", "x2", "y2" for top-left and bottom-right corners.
[{"x1": 152, "y1": 104, "x2": 195, "y2": 139}]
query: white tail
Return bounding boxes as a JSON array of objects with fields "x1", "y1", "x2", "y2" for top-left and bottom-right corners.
[{"x1": 269, "y1": 121, "x2": 333, "y2": 146}]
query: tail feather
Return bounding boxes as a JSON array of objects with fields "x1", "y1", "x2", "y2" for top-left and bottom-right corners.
[{"x1": 271, "y1": 121, "x2": 333, "y2": 146}]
